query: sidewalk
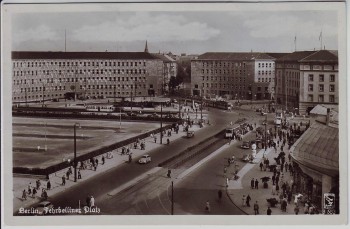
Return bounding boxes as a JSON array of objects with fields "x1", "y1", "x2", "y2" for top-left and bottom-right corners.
[
  {"x1": 13, "y1": 122, "x2": 205, "y2": 214},
  {"x1": 226, "y1": 141, "x2": 304, "y2": 215}
]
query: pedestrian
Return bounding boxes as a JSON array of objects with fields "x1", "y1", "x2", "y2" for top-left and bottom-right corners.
[
  {"x1": 272, "y1": 175, "x2": 275, "y2": 185},
  {"x1": 259, "y1": 162, "x2": 263, "y2": 171},
  {"x1": 224, "y1": 166, "x2": 227, "y2": 175},
  {"x1": 47, "y1": 180, "x2": 51, "y2": 190},
  {"x1": 27, "y1": 186, "x2": 32, "y2": 195},
  {"x1": 90, "y1": 196, "x2": 95, "y2": 208},
  {"x1": 62, "y1": 175, "x2": 66, "y2": 186},
  {"x1": 246, "y1": 194, "x2": 251, "y2": 207},
  {"x1": 226, "y1": 177, "x2": 229, "y2": 187},
  {"x1": 102, "y1": 156, "x2": 105, "y2": 165},
  {"x1": 267, "y1": 206, "x2": 272, "y2": 215},
  {"x1": 254, "y1": 179, "x2": 259, "y2": 189},
  {"x1": 66, "y1": 170, "x2": 70, "y2": 180},
  {"x1": 242, "y1": 195, "x2": 247, "y2": 207},
  {"x1": 276, "y1": 185, "x2": 280, "y2": 194},
  {"x1": 41, "y1": 189, "x2": 48, "y2": 200},
  {"x1": 32, "y1": 187, "x2": 37, "y2": 198},
  {"x1": 276, "y1": 176, "x2": 280, "y2": 185},
  {"x1": 95, "y1": 158, "x2": 99, "y2": 165},
  {"x1": 218, "y1": 190, "x2": 222, "y2": 201},
  {"x1": 154, "y1": 135, "x2": 157, "y2": 143},
  {"x1": 253, "y1": 201, "x2": 259, "y2": 215},
  {"x1": 78, "y1": 170, "x2": 82, "y2": 179},
  {"x1": 294, "y1": 205, "x2": 300, "y2": 215},
  {"x1": 86, "y1": 196, "x2": 91, "y2": 207},
  {"x1": 251, "y1": 178, "x2": 255, "y2": 189},
  {"x1": 22, "y1": 189, "x2": 27, "y2": 200},
  {"x1": 205, "y1": 200, "x2": 210, "y2": 213}
]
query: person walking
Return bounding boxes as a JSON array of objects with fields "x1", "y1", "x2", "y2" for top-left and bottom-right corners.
[
  {"x1": 294, "y1": 205, "x2": 300, "y2": 215},
  {"x1": 254, "y1": 201, "x2": 260, "y2": 215},
  {"x1": 22, "y1": 189, "x2": 27, "y2": 200},
  {"x1": 47, "y1": 180, "x2": 51, "y2": 190},
  {"x1": 259, "y1": 162, "x2": 263, "y2": 171},
  {"x1": 267, "y1": 206, "x2": 272, "y2": 215},
  {"x1": 62, "y1": 175, "x2": 66, "y2": 186},
  {"x1": 66, "y1": 170, "x2": 70, "y2": 180},
  {"x1": 78, "y1": 170, "x2": 82, "y2": 179},
  {"x1": 251, "y1": 178, "x2": 255, "y2": 189},
  {"x1": 226, "y1": 177, "x2": 229, "y2": 188},
  {"x1": 218, "y1": 190, "x2": 223, "y2": 201},
  {"x1": 102, "y1": 156, "x2": 105, "y2": 165},
  {"x1": 254, "y1": 179, "x2": 259, "y2": 189},
  {"x1": 246, "y1": 194, "x2": 251, "y2": 207},
  {"x1": 205, "y1": 200, "x2": 210, "y2": 213},
  {"x1": 90, "y1": 196, "x2": 95, "y2": 208},
  {"x1": 242, "y1": 195, "x2": 247, "y2": 207},
  {"x1": 32, "y1": 187, "x2": 37, "y2": 198},
  {"x1": 272, "y1": 175, "x2": 276, "y2": 185}
]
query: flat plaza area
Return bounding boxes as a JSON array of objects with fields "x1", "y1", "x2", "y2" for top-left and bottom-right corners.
[{"x1": 13, "y1": 117, "x2": 162, "y2": 169}]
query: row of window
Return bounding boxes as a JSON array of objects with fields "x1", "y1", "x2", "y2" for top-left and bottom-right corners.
[
  {"x1": 201, "y1": 69, "x2": 246, "y2": 75},
  {"x1": 18, "y1": 84, "x2": 148, "y2": 93},
  {"x1": 13, "y1": 60, "x2": 147, "y2": 68},
  {"x1": 258, "y1": 70, "x2": 274, "y2": 75},
  {"x1": 201, "y1": 61, "x2": 247, "y2": 68},
  {"x1": 308, "y1": 94, "x2": 335, "y2": 103},
  {"x1": 258, "y1": 63, "x2": 274, "y2": 68},
  {"x1": 258, "y1": 78, "x2": 274, "y2": 83},
  {"x1": 201, "y1": 76, "x2": 246, "y2": 82},
  {"x1": 308, "y1": 74, "x2": 335, "y2": 82},
  {"x1": 13, "y1": 91, "x2": 144, "y2": 100},
  {"x1": 14, "y1": 68, "x2": 147, "y2": 76},
  {"x1": 200, "y1": 83, "x2": 246, "y2": 90},
  {"x1": 13, "y1": 77, "x2": 147, "y2": 85},
  {"x1": 308, "y1": 84, "x2": 335, "y2": 92}
]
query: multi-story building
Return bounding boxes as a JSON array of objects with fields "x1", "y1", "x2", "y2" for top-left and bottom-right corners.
[
  {"x1": 275, "y1": 50, "x2": 338, "y2": 114},
  {"x1": 191, "y1": 52, "x2": 276, "y2": 100},
  {"x1": 12, "y1": 51, "x2": 165, "y2": 103},
  {"x1": 151, "y1": 53, "x2": 177, "y2": 94}
]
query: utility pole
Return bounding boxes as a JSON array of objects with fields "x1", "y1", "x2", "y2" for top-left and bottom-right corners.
[
  {"x1": 74, "y1": 123, "x2": 77, "y2": 182},
  {"x1": 160, "y1": 102, "x2": 163, "y2": 144},
  {"x1": 42, "y1": 83, "x2": 45, "y2": 107},
  {"x1": 171, "y1": 181, "x2": 174, "y2": 215},
  {"x1": 200, "y1": 95, "x2": 203, "y2": 123}
]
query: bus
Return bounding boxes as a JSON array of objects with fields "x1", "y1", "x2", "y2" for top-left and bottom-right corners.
[
  {"x1": 274, "y1": 109, "x2": 283, "y2": 126},
  {"x1": 225, "y1": 128, "x2": 234, "y2": 138}
]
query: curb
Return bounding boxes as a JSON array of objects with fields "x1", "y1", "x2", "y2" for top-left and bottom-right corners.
[{"x1": 225, "y1": 188, "x2": 249, "y2": 215}]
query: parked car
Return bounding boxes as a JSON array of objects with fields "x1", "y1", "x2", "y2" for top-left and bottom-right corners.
[
  {"x1": 36, "y1": 201, "x2": 54, "y2": 215},
  {"x1": 241, "y1": 141, "x2": 250, "y2": 149},
  {"x1": 187, "y1": 130, "x2": 195, "y2": 138},
  {"x1": 138, "y1": 155, "x2": 151, "y2": 164}
]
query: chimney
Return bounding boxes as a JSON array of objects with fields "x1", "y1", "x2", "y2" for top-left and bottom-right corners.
[{"x1": 326, "y1": 108, "x2": 330, "y2": 126}]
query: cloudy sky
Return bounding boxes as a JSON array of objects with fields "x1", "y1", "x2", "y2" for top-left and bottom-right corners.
[{"x1": 12, "y1": 10, "x2": 338, "y2": 54}]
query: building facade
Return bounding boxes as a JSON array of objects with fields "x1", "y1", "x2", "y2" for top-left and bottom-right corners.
[
  {"x1": 151, "y1": 53, "x2": 177, "y2": 95},
  {"x1": 275, "y1": 50, "x2": 338, "y2": 115},
  {"x1": 191, "y1": 52, "x2": 276, "y2": 100},
  {"x1": 12, "y1": 51, "x2": 165, "y2": 103}
]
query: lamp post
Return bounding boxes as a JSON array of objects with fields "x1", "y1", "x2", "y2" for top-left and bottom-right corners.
[
  {"x1": 160, "y1": 102, "x2": 163, "y2": 144},
  {"x1": 171, "y1": 180, "x2": 174, "y2": 215},
  {"x1": 73, "y1": 123, "x2": 80, "y2": 182}
]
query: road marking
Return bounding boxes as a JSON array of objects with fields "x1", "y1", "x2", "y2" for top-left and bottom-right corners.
[{"x1": 107, "y1": 167, "x2": 162, "y2": 196}]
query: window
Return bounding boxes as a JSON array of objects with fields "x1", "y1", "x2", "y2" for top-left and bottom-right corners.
[
  {"x1": 308, "y1": 84, "x2": 313, "y2": 91},
  {"x1": 308, "y1": 74, "x2": 314, "y2": 81},
  {"x1": 318, "y1": 95, "x2": 324, "y2": 102},
  {"x1": 308, "y1": 95, "x2": 313, "y2": 102},
  {"x1": 329, "y1": 95, "x2": 335, "y2": 103},
  {"x1": 319, "y1": 74, "x2": 324, "y2": 82},
  {"x1": 319, "y1": 84, "x2": 324, "y2": 92},
  {"x1": 330, "y1": 75, "x2": 335, "y2": 82},
  {"x1": 330, "y1": 84, "x2": 335, "y2": 92}
]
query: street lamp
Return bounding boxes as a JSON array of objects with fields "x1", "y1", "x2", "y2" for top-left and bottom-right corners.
[
  {"x1": 160, "y1": 101, "x2": 163, "y2": 144},
  {"x1": 73, "y1": 123, "x2": 81, "y2": 182}
]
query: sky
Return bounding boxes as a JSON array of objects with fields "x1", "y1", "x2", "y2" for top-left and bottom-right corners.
[{"x1": 11, "y1": 10, "x2": 338, "y2": 54}]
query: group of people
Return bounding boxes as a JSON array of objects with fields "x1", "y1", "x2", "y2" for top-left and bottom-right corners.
[{"x1": 22, "y1": 180, "x2": 50, "y2": 201}]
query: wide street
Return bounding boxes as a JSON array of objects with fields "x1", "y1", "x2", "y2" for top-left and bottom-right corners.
[{"x1": 22, "y1": 105, "x2": 270, "y2": 215}]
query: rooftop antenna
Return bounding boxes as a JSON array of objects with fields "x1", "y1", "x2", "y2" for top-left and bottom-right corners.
[
  {"x1": 319, "y1": 30, "x2": 323, "y2": 50},
  {"x1": 294, "y1": 35, "x2": 297, "y2": 52},
  {"x1": 64, "y1": 29, "x2": 66, "y2": 52}
]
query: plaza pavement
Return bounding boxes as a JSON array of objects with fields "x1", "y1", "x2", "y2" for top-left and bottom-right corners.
[
  {"x1": 13, "y1": 121, "x2": 204, "y2": 214},
  {"x1": 226, "y1": 138, "x2": 305, "y2": 215}
]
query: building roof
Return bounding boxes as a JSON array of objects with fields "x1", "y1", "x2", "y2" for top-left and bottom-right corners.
[
  {"x1": 290, "y1": 121, "x2": 339, "y2": 176},
  {"x1": 299, "y1": 50, "x2": 338, "y2": 63},
  {"x1": 151, "y1": 53, "x2": 176, "y2": 62},
  {"x1": 276, "y1": 51, "x2": 316, "y2": 62},
  {"x1": 310, "y1": 104, "x2": 339, "y2": 115},
  {"x1": 266, "y1": 53, "x2": 290, "y2": 59},
  {"x1": 196, "y1": 52, "x2": 275, "y2": 61},
  {"x1": 12, "y1": 51, "x2": 159, "y2": 60}
]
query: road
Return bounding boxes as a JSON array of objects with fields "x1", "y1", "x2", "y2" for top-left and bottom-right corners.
[{"x1": 23, "y1": 106, "x2": 272, "y2": 215}]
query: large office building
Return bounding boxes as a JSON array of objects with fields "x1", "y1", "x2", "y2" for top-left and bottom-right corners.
[
  {"x1": 191, "y1": 52, "x2": 277, "y2": 100},
  {"x1": 151, "y1": 53, "x2": 177, "y2": 95},
  {"x1": 12, "y1": 50, "x2": 166, "y2": 103},
  {"x1": 275, "y1": 50, "x2": 338, "y2": 115}
]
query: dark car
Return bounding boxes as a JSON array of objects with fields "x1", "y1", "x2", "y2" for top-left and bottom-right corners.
[{"x1": 241, "y1": 141, "x2": 250, "y2": 149}]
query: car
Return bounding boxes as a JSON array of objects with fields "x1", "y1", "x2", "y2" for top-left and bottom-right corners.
[
  {"x1": 187, "y1": 130, "x2": 195, "y2": 138},
  {"x1": 138, "y1": 155, "x2": 151, "y2": 164},
  {"x1": 242, "y1": 154, "x2": 251, "y2": 162},
  {"x1": 147, "y1": 113, "x2": 160, "y2": 118},
  {"x1": 36, "y1": 201, "x2": 54, "y2": 215},
  {"x1": 241, "y1": 141, "x2": 250, "y2": 149}
]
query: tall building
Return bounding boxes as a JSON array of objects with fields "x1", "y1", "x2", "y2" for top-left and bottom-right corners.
[
  {"x1": 12, "y1": 51, "x2": 165, "y2": 103},
  {"x1": 275, "y1": 50, "x2": 338, "y2": 114},
  {"x1": 151, "y1": 53, "x2": 177, "y2": 95},
  {"x1": 191, "y1": 52, "x2": 277, "y2": 100}
]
